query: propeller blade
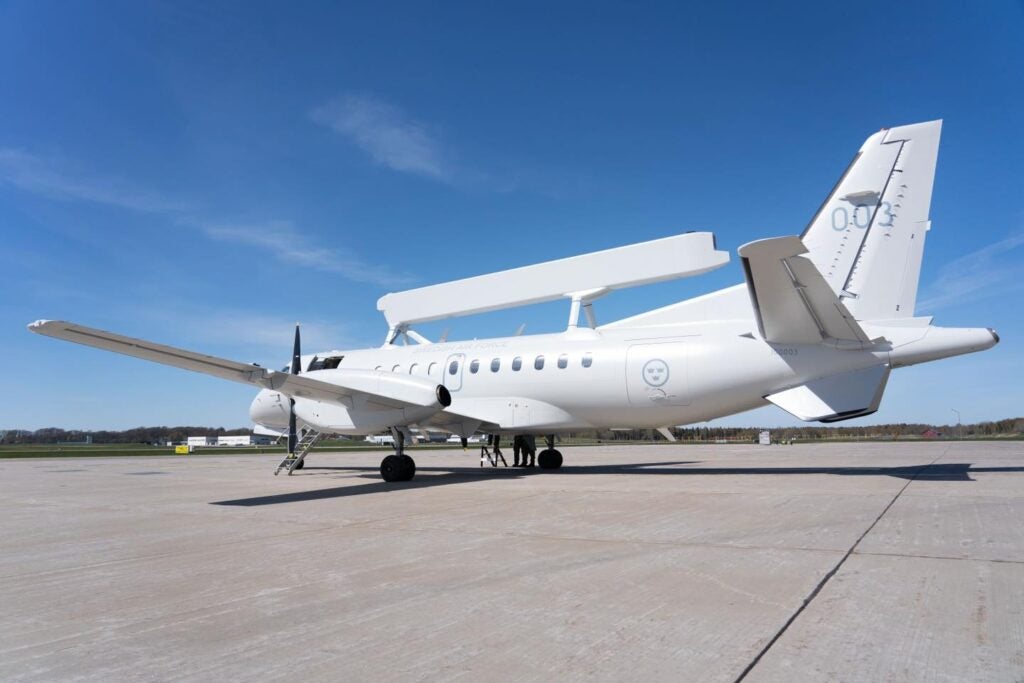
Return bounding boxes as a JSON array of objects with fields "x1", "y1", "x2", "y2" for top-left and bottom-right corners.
[
  {"x1": 288, "y1": 401, "x2": 297, "y2": 455},
  {"x1": 288, "y1": 323, "x2": 300, "y2": 455}
]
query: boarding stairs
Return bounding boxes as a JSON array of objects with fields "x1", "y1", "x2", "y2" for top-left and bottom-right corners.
[
  {"x1": 479, "y1": 442, "x2": 507, "y2": 468},
  {"x1": 274, "y1": 429, "x2": 324, "y2": 475}
]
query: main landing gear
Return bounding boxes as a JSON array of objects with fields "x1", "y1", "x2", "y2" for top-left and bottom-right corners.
[
  {"x1": 380, "y1": 428, "x2": 416, "y2": 482},
  {"x1": 537, "y1": 434, "x2": 563, "y2": 470}
]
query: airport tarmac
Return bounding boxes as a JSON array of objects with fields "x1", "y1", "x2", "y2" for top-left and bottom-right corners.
[{"x1": 1, "y1": 441, "x2": 1022, "y2": 681}]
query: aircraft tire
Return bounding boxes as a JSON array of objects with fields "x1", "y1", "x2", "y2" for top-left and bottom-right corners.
[
  {"x1": 538, "y1": 449, "x2": 563, "y2": 469},
  {"x1": 398, "y1": 454, "x2": 416, "y2": 480},
  {"x1": 380, "y1": 454, "x2": 406, "y2": 482}
]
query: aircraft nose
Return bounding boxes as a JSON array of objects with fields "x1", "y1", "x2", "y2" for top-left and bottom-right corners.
[{"x1": 249, "y1": 389, "x2": 290, "y2": 428}]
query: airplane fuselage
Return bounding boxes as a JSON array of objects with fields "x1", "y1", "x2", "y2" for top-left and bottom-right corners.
[{"x1": 251, "y1": 316, "x2": 997, "y2": 436}]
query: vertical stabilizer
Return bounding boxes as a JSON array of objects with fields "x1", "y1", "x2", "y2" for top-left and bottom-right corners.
[{"x1": 801, "y1": 121, "x2": 941, "y2": 320}]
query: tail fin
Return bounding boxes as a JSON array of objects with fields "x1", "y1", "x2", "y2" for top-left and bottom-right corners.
[{"x1": 801, "y1": 120, "x2": 941, "y2": 320}]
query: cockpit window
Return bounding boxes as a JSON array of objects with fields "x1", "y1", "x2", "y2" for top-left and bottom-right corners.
[{"x1": 307, "y1": 355, "x2": 344, "y2": 372}]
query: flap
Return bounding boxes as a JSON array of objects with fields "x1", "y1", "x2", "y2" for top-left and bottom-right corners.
[
  {"x1": 765, "y1": 364, "x2": 890, "y2": 422},
  {"x1": 739, "y1": 236, "x2": 871, "y2": 345}
]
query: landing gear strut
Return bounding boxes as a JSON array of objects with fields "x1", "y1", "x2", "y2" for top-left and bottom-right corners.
[
  {"x1": 380, "y1": 428, "x2": 416, "y2": 482},
  {"x1": 537, "y1": 434, "x2": 563, "y2": 470}
]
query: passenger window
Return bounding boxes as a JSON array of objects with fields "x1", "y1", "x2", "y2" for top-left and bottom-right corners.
[
  {"x1": 491, "y1": 358, "x2": 500, "y2": 372},
  {"x1": 428, "y1": 362, "x2": 437, "y2": 376},
  {"x1": 582, "y1": 353, "x2": 593, "y2": 368},
  {"x1": 512, "y1": 356, "x2": 522, "y2": 371},
  {"x1": 448, "y1": 360, "x2": 459, "y2": 375},
  {"x1": 470, "y1": 359, "x2": 480, "y2": 374},
  {"x1": 392, "y1": 364, "x2": 401, "y2": 373},
  {"x1": 557, "y1": 354, "x2": 568, "y2": 369},
  {"x1": 374, "y1": 365, "x2": 382, "y2": 371},
  {"x1": 534, "y1": 355, "x2": 545, "y2": 370},
  {"x1": 409, "y1": 363, "x2": 418, "y2": 374}
]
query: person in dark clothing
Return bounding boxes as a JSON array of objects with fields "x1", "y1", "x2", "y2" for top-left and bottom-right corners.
[
  {"x1": 522, "y1": 434, "x2": 536, "y2": 467},
  {"x1": 512, "y1": 435, "x2": 524, "y2": 467}
]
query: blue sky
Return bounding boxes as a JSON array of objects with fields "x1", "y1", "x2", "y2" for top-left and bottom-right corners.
[{"x1": 2, "y1": 1, "x2": 1021, "y2": 430}]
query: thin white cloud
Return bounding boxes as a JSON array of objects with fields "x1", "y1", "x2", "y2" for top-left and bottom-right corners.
[
  {"x1": 0, "y1": 148, "x2": 188, "y2": 213},
  {"x1": 200, "y1": 220, "x2": 415, "y2": 287},
  {"x1": 126, "y1": 304, "x2": 359, "y2": 362},
  {"x1": 0, "y1": 147, "x2": 410, "y2": 288},
  {"x1": 917, "y1": 231, "x2": 1024, "y2": 312},
  {"x1": 311, "y1": 94, "x2": 455, "y2": 182}
]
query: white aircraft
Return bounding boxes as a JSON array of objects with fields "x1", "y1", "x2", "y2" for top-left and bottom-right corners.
[{"x1": 29, "y1": 120, "x2": 998, "y2": 481}]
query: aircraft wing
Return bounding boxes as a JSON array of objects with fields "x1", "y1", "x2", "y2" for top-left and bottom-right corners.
[
  {"x1": 738, "y1": 236, "x2": 871, "y2": 345},
  {"x1": 28, "y1": 320, "x2": 448, "y2": 410}
]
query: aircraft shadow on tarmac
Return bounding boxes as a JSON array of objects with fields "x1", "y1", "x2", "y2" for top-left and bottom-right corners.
[{"x1": 210, "y1": 461, "x2": 1024, "y2": 507}]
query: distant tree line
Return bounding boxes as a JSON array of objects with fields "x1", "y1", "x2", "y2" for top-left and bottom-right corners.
[
  {"x1": 2, "y1": 418, "x2": 1021, "y2": 445},
  {"x1": 572, "y1": 416, "x2": 1024, "y2": 443},
  {"x1": 1, "y1": 426, "x2": 253, "y2": 445}
]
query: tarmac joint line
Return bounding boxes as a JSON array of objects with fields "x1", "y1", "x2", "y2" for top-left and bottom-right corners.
[{"x1": 732, "y1": 450, "x2": 948, "y2": 682}]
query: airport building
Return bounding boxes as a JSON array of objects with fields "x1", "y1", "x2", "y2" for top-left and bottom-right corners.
[
  {"x1": 216, "y1": 435, "x2": 273, "y2": 447},
  {"x1": 186, "y1": 436, "x2": 216, "y2": 447}
]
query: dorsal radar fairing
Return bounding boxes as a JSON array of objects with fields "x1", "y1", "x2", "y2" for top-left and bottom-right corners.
[{"x1": 376, "y1": 231, "x2": 729, "y2": 341}]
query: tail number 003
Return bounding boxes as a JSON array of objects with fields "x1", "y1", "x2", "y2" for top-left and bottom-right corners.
[{"x1": 831, "y1": 202, "x2": 895, "y2": 231}]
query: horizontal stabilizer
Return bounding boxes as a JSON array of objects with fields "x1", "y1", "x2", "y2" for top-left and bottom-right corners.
[
  {"x1": 765, "y1": 364, "x2": 890, "y2": 422},
  {"x1": 28, "y1": 320, "x2": 448, "y2": 411},
  {"x1": 739, "y1": 236, "x2": 871, "y2": 345},
  {"x1": 377, "y1": 232, "x2": 729, "y2": 329}
]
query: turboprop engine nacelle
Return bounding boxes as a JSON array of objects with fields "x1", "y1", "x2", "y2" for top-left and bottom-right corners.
[{"x1": 250, "y1": 389, "x2": 291, "y2": 429}]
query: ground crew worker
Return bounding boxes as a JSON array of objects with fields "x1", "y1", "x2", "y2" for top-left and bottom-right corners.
[
  {"x1": 522, "y1": 434, "x2": 536, "y2": 467},
  {"x1": 513, "y1": 435, "x2": 524, "y2": 467}
]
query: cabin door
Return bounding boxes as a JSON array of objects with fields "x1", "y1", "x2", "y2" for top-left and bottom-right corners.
[{"x1": 443, "y1": 353, "x2": 466, "y2": 391}]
